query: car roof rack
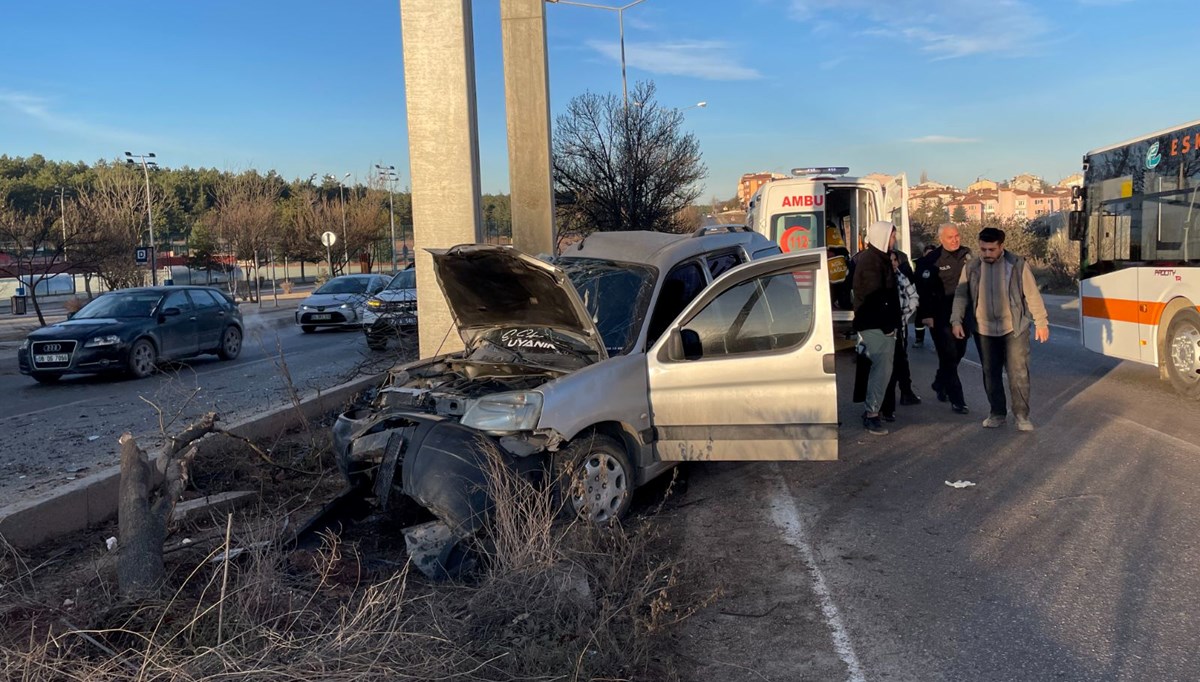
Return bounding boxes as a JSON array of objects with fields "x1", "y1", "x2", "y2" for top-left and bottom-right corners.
[{"x1": 691, "y1": 224, "x2": 751, "y2": 238}]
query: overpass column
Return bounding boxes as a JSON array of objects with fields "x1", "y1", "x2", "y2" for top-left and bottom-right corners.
[
  {"x1": 500, "y1": 0, "x2": 556, "y2": 255},
  {"x1": 399, "y1": 0, "x2": 483, "y2": 356}
]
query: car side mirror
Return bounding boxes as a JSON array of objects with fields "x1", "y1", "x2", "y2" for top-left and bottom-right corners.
[
  {"x1": 160, "y1": 307, "x2": 182, "y2": 320},
  {"x1": 66, "y1": 312, "x2": 76, "y2": 320},
  {"x1": 1068, "y1": 211, "x2": 1085, "y2": 242},
  {"x1": 680, "y1": 328, "x2": 703, "y2": 361}
]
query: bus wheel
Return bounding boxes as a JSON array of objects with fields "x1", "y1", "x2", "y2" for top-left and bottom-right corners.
[{"x1": 1165, "y1": 308, "x2": 1200, "y2": 398}]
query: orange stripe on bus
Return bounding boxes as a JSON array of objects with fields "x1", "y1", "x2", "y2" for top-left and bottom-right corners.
[{"x1": 1081, "y1": 297, "x2": 1166, "y2": 324}]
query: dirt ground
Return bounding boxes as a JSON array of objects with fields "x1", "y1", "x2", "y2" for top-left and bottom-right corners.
[{"x1": 1, "y1": 420, "x2": 735, "y2": 680}]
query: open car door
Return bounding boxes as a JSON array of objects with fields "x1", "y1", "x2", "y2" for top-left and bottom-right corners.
[
  {"x1": 881, "y1": 173, "x2": 911, "y2": 255},
  {"x1": 647, "y1": 250, "x2": 838, "y2": 462}
]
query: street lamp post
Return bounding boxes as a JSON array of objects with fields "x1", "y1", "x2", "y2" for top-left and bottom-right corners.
[
  {"x1": 547, "y1": 0, "x2": 648, "y2": 109},
  {"x1": 125, "y1": 152, "x2": 159, "y2": 285},
  {"x1": 326, "y1": 173, "x2": 351, "y2": 273},
  {"x1": 375, "y1": 164, "x2": 400, "y2": 273}
]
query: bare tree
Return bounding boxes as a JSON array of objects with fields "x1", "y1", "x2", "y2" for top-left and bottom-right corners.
[
  {"x1": 553, "y1": 81, "x2": 706, "y2": 239},
  {"x1": 344, "y1": 188, "x2": 387, "y2": 273},
  {"x1": 211, "y1": 172, "x2": 281, "y2": 302},
  {"x1": 0, "y1": 204, "x2": 71, "y2": 325},
  {"x1": 75, "y1": 166, "x2": 154, "y2": 291}
]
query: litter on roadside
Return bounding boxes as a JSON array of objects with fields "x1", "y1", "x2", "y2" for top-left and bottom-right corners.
[{"x1": 944, "y1": 480, "x2": 977, "y2": 489}]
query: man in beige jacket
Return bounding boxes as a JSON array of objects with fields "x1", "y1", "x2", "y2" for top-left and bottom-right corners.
[{"x1": 950, "y1": 227, "x2": 1050, "y2": 431}]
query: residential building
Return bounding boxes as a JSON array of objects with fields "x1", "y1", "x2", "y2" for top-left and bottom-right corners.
[
  {"x1": 967, "y1": 178, "x2": 999, "y2": 193},
  {"x1": 737, "y1": 171, "x2": 786, "y2": 208}
]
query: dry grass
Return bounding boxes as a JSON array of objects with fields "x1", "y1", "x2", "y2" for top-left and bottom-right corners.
[{"x1": 1, "y1": 431, "x2": 706, "y2": 681}]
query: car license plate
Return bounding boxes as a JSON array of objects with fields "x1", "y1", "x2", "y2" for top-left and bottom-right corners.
[
  {"x1": 311, "y1": 314, "x2": 332, "y2": 321},
  {"x1": 35, "y1": 354, "x2": 69, "y2": 363}
]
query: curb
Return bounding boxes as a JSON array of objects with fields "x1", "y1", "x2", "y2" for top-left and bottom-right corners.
[{"x1": 0, "y1": 372, "x2": 384, "y2": 549}]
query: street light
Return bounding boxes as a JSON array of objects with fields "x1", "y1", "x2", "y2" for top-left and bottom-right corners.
[
  {"x1": 125, "y1": 152, "x2": 159, "y2": 285},
  {"x1": 375, "y1": 164, "x2": 400, "y2": 273},
  {"x1": 325, "y1": 173, "x2": 351, "y2": 273},
  {"x1": 546, "y1": 0, "x2": 648, "y2": 109}
]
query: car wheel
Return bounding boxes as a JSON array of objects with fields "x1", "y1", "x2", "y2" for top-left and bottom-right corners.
[
  {"x1": 367, "y1": 336, "x2": 387, "y2": 351},
  {"x1": 31, "y1": 372, "x2": 61, "y2": 384},
  {"x1": 127, "y1": 339, "x2": 157, "y2": 378},
  {"x1": 552, "y1": 432, "x2": 633, "y2": 525},
  {"x1": 1165, "y1": 308, "x2": 1200, "y2": 398},
  {"x1": 301, "y1": 325, "x2": 316, "y2": 334},
  {"x1": 218, "y1": 326, "x2": 242, "y2": 360}
]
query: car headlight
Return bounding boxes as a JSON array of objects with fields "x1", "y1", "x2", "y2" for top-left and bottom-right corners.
[
  {"x1": 366, "y1": 298, "x2": 382, "y2": 309},
  {"x1": 460, "y1": 391, "x2": 543, "y2": 434},
  {"x1": 339, "y1": 302, "x2": 352, "y2": 309},
  {"x1": 300, "y1": 304, "x2": 313, "y2": 310},
  {"x1": 84, "y1": 335, "x2": 121, "y2": 348},
  {"x1": 19, "y1": 338, "x2": 30, "y2": 350}
]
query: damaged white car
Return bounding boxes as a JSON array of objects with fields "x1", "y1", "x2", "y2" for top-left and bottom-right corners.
[{"x1": 333, "y1": 227, "x2": 839, "y2": 543}]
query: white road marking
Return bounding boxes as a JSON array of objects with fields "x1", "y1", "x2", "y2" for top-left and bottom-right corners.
[
  {"x1": 767, "y1": 465, "x2": 867, "y2": 682},
  {"x1": 1049, "y1": 323, "x2": 1079, "y2": 332}
]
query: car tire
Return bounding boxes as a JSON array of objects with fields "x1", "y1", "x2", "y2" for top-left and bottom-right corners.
[
  {"x1": 31, "y1": 372, "x2": 61, "y2": 384},
  {"x1": 366, "y1": 335, "x2": 387, "y2": 351},
  {"x1": 301, "y1": 325, "x2": 316, "y2": 334},
  {"x1": 218, "y1": 326, "x2": 242, "y2": 360},
  {"x1": 127, "y1": 339, "x2": 157, "y2": 378},
  {"x1": 1165, "y1": 307, "x2": 1200, "y2": 399},
  {"x1": 551, "y1": 432, "x2": 634, "y2": 525}
]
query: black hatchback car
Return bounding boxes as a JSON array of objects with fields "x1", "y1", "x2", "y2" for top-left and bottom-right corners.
[{"x1": 18, "y1": 286, "x2": 244, "y2": 383}]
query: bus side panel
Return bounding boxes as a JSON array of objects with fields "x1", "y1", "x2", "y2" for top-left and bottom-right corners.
[
  {"x1": 1138, "y1": 267, "x2": 1200, "y2": 367},
  {"x1": 1080, "y1": 269, "x2": 1146, "y2": 364}
]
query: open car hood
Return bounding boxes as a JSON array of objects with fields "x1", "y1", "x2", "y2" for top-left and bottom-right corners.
[{"x1": 431, "y1": 244, "x2": 609, "y2": 364}]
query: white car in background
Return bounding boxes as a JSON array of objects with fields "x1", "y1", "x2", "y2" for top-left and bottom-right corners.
[
  {"x1": 295, "y1": 274, "x2": 389, "y2": 333},
  {"x1": 363, "y1": 268, "x2": 417, "y2": 350}
]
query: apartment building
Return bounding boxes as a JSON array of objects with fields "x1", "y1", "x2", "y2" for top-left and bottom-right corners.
[{"x1": 736, "y1": 171, "x2": 786, "y2": 208}]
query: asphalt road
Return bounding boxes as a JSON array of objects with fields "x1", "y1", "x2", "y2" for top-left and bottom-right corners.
[
  {"x1": 675, "y1": 295, "x2": 1200, "y2": 681},
  {"x1": 0, "y1": 316, "x2": 404, "y2": 501}
]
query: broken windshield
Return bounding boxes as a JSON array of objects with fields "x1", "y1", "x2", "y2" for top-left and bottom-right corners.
[{"x1": 551, "y1": 257, "x2": 656, "y2": 356}]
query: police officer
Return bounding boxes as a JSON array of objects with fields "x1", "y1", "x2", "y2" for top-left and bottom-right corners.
[{"x1": 915, "y1": 223, "x2": 972, "y2": 414}]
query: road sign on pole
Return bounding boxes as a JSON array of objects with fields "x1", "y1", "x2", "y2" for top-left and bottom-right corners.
[
  {"x1": 321, "y1": 231, "x2": 337, "y2": 277},
  {"x1": 135, "y1": 247, "x2": 152, "y2": 264}
]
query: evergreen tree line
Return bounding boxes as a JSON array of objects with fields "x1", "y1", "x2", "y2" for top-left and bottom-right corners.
[{"x1": 0, "y1": 154, "x2": 515, "y2": 294}]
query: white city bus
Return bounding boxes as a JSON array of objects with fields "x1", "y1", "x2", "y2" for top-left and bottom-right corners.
[
  {"x1": 746, "y1": 167, "x2": 911, "y2": 322},
  {"x1": 1069, "y1": 119, "x2": 1200, "y2": 397}
]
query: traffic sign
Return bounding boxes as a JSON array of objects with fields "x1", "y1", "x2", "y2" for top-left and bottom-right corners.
[
  {"x1": 321, "y1": 231, "x2": 338, "y2": 247},
  {"x1": 135, "y1": 246, "x2": 153, "y2": 264}
]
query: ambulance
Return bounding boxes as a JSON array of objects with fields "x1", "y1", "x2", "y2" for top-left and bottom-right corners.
[{"x1": 746, "y1": 167, "x2": 912, "y2": 323}]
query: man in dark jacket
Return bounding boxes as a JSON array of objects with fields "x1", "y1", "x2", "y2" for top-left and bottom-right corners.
[
  {"x1": 852, "y1": 220, "x2": 899, "y2": 435},
  {"x1": 916, "y1": 223, "x2": 972, "y2": 414}
]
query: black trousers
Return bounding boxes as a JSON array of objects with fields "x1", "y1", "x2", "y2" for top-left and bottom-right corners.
[
  {"x1": 881, "y1": 332, "x2": 912, "y2": 416},
  {"x1": 930, "y1": 322, "x2": 969, "y2": 407}
]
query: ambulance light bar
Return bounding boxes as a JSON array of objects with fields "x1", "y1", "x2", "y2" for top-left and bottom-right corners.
[{"x1": 791, "y1": 166, "x2": 850, "y2": 177}]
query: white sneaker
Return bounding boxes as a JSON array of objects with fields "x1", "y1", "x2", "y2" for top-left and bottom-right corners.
[
  {"x1": 1015, "y1": 416, "x2": 1034, "y2": 432},
  {"x1": 982, "y1": 416, "x2": 1006, "y2": 428}
]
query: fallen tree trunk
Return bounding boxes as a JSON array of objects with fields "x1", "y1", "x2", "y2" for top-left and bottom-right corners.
[{"x1": 117, "y1": 412, "x2": 218, "y2": 597}]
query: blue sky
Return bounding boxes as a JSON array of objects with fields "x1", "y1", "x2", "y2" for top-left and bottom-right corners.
[{"x1": 1, "y1": 0, "x2": 1195, "y2": 199}]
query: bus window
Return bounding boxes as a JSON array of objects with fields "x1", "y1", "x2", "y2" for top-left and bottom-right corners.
[{"x1": 1143, "y1": 187, "x2": 1200, "y2": 259}]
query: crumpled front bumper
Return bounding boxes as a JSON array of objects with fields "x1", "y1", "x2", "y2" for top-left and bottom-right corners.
[{"x1": 332, "y1": 409, "x2": 534, "y2": 539}]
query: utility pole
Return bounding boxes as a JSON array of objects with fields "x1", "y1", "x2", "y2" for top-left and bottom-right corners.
[
  {"x1": 376, "y1": 164, "x2": 400, "y2": 272},
  {"x1": 327, "y1": 173, "x2": 351, "y2": 274},
  {"x1": 125, "y1": 152, "x2": 159, "y2": 285}
]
